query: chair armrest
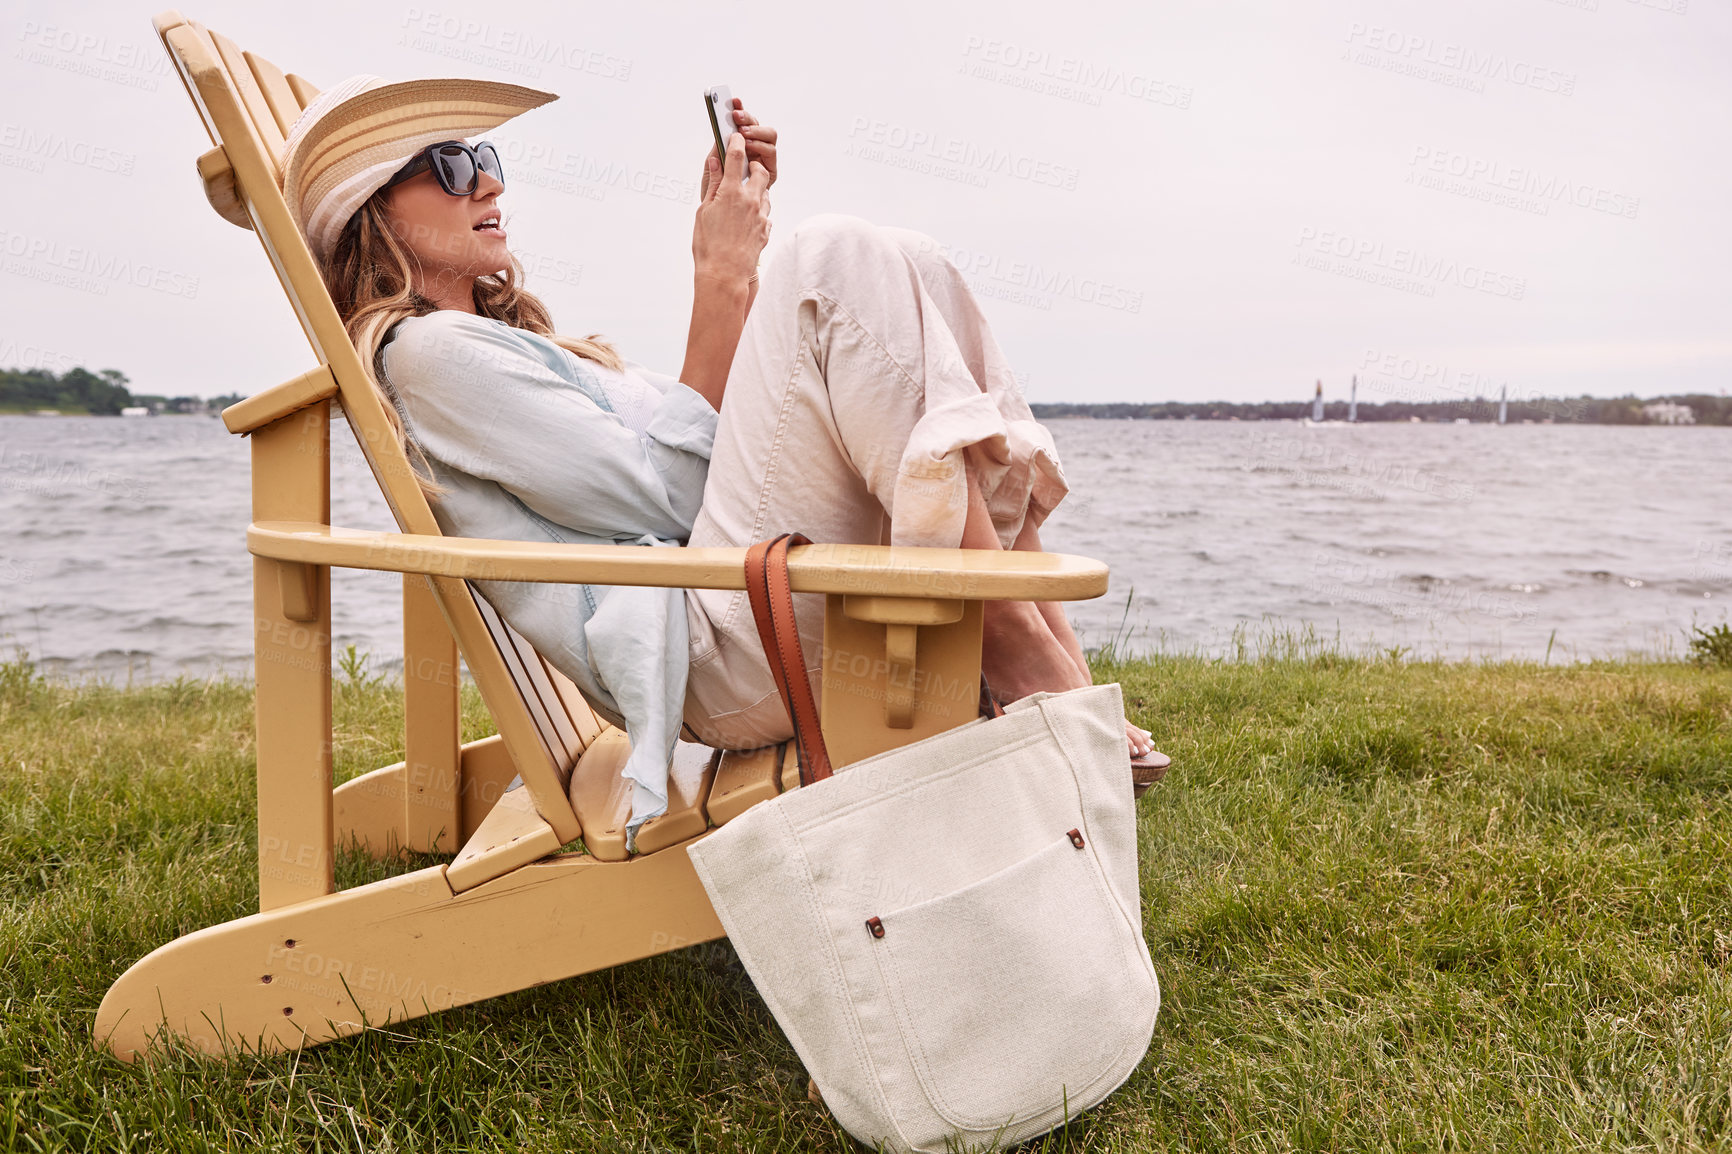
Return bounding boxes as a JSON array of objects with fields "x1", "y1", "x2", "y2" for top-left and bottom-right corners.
[
  {"x1": 248, "y1": 521, "x2": 1109, "y2": 601},
  {"x1": 222, "y1": 366, "x2": 338, "y2": 434}
]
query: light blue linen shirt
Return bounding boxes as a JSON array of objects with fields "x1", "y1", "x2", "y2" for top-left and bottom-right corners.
[{"x1": 379, "y1": 310, "x2": 719, "y2": 845}]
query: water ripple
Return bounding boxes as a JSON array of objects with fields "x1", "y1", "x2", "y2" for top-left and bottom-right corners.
[{"x1": 2, "y1": 415, "x2": 1729, "y2": 676}]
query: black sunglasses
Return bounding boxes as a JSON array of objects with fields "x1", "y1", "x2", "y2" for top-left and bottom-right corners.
[{"x1": 382, "y1": 140, "x2": 504, "y2": 196}]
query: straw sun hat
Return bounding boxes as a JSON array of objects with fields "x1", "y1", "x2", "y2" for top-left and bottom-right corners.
[{"x1": 272, "y1": 74, "x2": 558, "y2": 264}]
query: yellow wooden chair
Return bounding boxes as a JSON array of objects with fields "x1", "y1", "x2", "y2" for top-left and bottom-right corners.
[{"x1": 94, "y1": 10, "x2": 1109, "y2": 1063}]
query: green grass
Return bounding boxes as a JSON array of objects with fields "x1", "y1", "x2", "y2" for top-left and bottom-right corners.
[{"x1": 2, "y1": 649, "x2": 1730, "y2": 1152}]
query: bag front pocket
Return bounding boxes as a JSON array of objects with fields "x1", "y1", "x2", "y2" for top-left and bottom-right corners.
[{"x1": 869, "y1": 831, "x2": 1153, "y2": 1134}]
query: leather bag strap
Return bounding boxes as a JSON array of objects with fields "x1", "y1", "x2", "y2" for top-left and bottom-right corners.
[
  {"x1": 745, "y1": 533, "x2": 833, "y2": 786},
  {"x1": 979, "y1": 674, "x2": 1007, "y2": 719}
]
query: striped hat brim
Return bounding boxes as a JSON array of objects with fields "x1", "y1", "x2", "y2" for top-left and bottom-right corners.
[{"x1": 280, "y1": 75, "x2": 558, "y2": 264}]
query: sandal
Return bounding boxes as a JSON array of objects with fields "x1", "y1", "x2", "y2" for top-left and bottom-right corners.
[
  {"x1": 984, "y1": 678, "x2": 1172, "y2": 798},
  {"x1": 1131, "y1": 749, "x2": 1171, "y2": 798}
]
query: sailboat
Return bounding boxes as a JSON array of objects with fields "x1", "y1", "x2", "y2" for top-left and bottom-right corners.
[{"x1": 1301, "y1": 378, "x2": 1352, "y2": 426}]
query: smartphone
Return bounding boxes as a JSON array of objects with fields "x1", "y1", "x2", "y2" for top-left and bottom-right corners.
[{"x1": 705, "y1": 85, "x2": 747, "y2": 181}]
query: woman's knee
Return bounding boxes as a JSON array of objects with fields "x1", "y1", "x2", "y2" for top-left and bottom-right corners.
[
  {"x1": 787, "y1": 213, "x2": 912, "y2": 291},
  {"x1": 791, "y1": 215, "x2": 949, "y2": 272},
  {"x1": 877, "y1": 225, "x2": 953, "y2": 275},
  {"x1": 790, "y1": 212, "x2": 882, "y2": 248}
]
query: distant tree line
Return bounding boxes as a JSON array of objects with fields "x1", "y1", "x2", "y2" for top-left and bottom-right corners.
[
  {"x1": 1029, "y1": 394, "x2": 1732, "y2": 426},
  {"x1": 0, "y1": 366, "x2": 135, "y2": 414},
  {"x1": 6, "y1": 363, "x2": 1726, "y2": 426},
  {"x1": 0, "y1": 366, "x2": 242, "y2": 415}
]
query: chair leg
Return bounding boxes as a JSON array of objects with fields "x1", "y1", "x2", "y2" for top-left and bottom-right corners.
[
  {"x1": 402, "y1": 574, "x2": 461, "y2": 853},
  {"x1": 251, "y1": 406, "x2": 334, "y2": 911},
  {"x1": 94, "y1": 842, "x2": 724, "y2": 1062}
]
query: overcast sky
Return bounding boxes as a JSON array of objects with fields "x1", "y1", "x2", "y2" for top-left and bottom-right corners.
[{"x1": 1, "y1": 0, "x2": 1726, "y2": 406}]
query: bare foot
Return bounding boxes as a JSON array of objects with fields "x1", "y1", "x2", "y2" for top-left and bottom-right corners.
[
  {"x1": 969, "y1": 474, "x2": 1156, "y2": 764},
  {"x1": 982, "y1": 601, "x2": 1156, "y2": 760},
  {"x1": 982, "y1": 601, "x2": 1086, "y2": 700},
  {"x1": 1031, "y1": 601, "x2": 1152, "y2": 758}
]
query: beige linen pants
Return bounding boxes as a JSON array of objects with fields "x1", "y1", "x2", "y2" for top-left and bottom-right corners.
[{"x1": 681, "y1": 214, "x2": 1069, "y2": 750}]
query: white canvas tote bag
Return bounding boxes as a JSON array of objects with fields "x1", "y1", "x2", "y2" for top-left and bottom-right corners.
[{"x1": 686, "y1": 534, "x2": 1160, "y2": 1153}]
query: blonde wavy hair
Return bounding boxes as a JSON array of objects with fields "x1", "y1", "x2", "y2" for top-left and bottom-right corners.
[{"x1": 319, "y1": 188, "x2": 622, "y2": 499}]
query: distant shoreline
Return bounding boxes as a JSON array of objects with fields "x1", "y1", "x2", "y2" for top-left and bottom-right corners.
[
  {"x1": 5, "y1": 398, "x2": 1726, "y2": 427},
  {"x1": 1030, "y1": 394, "x2": 1728, "y2": 426},
  {"x1": 0, "y1": 408, "x2": 215, "y2": 416},
  {"x1": 5, "y1": 365, "x2": 1724, "y2": 426}
]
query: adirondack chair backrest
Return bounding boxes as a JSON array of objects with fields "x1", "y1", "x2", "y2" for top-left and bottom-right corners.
[{"x1": 152, "y1": 10, "x2": 601, "y2": 836}]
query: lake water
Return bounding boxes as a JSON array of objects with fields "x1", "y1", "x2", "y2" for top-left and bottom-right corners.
[{"x1": 1, "y1": 414, "x2": 1726, "y2": 682}]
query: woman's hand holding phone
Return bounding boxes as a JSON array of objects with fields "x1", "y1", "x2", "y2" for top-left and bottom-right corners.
[
  {"x1": 700, "y1": 95, "x2": 777, "y2": 200},
  {"x1": 692, "y1": 105, "x2": 774, "y2": 292},
  {"x1": 682, "y1": 97, "x2": 776, "y2": 411}
]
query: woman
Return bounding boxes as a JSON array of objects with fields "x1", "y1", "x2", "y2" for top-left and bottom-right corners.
[{"x1": 279, "y1": 75, "x2": 1165, "y2": 843}]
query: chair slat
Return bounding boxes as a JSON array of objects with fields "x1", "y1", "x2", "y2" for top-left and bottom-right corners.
[
  {"x1": 541, "y1": 658, "x2": 605, "y2": 749},
  {"x1": 708, "y1": 745, "x2": 786, "y2": 826},
  {"x1": 204, "y1": 28, "x2": 285, "y2": 176},
  {"x1": 285, "y1": 73, "x2": 320, "y2": 109},
  {"x1": 569, "y1": 732, "x2": 722, "y2": 860},
  {"x1": 514, "y1": 641, "x2": 583, "y2": 767},
  {"x1": 567, "y1": 728, "x2": 634, "y2": 862},
  {"x1": 499, "y1": 620, "x2": 580, "y2": 770},
  {"x1": 633, "y1": 743, "x2": 718, "y2": 856},
  {"x1": 468, "y1": 585, "x2": 567, "y2": 772},
  {"x1": 446, "y1": 782, "x2": 562, "y2": 893},
  {"x1": 446, "y1": 776, "x2": 561, "y2": 894},
  {"x1": 243, "y1": 49, "x2": 301, "y2": 136}
]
